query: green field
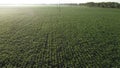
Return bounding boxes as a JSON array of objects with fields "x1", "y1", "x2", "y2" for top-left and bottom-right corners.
[{"x1": 0, "y1": 6, "x2": 120, "y2": 68}]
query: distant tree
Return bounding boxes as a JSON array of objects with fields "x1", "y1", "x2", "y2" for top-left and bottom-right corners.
[{"x1": 83, "y1": 2, "x2": 120, "y2": 8}]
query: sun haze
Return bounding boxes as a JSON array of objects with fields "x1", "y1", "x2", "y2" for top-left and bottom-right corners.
[{"x1": 0, "y1": 0, "x2": 119, "y2": 4}]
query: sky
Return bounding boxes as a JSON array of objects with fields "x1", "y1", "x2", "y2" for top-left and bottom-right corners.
[{"x1": 0, "y1": 0, "x2": 119, "y2": 4}]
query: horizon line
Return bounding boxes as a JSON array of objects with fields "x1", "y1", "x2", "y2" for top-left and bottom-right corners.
[{"x1": 0, "y1": 1, "x2": 119, "y2": 5}]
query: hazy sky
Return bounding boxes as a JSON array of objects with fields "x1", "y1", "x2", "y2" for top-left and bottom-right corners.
[{"x1": 0, "y1": 0, "x2": 120, "y2": 4}]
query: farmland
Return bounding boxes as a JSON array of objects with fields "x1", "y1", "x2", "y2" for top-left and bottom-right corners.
[{"x1": 0, "y1": 6, "x2": 120, "y2": 68}]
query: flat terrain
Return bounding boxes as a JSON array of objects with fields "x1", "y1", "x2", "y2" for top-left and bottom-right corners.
[{"x1": 0, "y1": 6, "x2": 120, "y2": 68}]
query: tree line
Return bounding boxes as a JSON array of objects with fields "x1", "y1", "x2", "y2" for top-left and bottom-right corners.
[
  {"x1": 60, "y1": 2, "x2": 120, "y2": 8},
  {"x1": 81, "y1": 2, "x2": 120, "y2": 8}
]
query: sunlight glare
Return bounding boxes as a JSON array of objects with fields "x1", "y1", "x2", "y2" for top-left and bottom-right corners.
[
  {"x1": 0, "y1": 0, "x2": 60, "y2": 4},
  {"x1": 0, "y1": 0, "x2": 119, "y2": 5}
]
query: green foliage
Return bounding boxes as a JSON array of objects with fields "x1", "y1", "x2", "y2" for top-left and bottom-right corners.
[
  {"x1": 85, "y1": 2, "x2": 120, "y2": 8},
  {"x1": 0, "y1": 6, "x2": 120, "y2": 68}
]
